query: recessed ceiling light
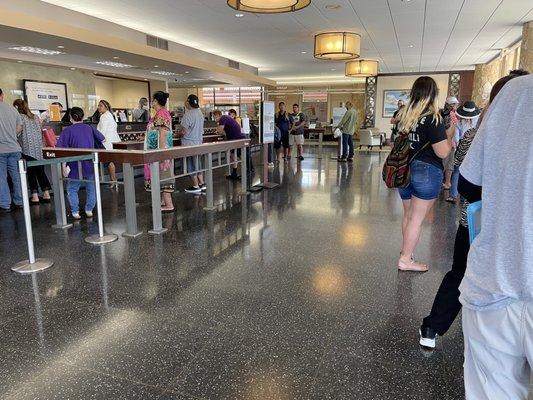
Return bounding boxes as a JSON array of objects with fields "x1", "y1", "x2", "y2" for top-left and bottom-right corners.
[
  {"x1": 185, "y1": 71, "x2": 190, "y2": 74},
  {"x1": 153, "y1": 65, "x2": 159, "y2": 68},
  {"x1": 331, "y1": 68, "x2": 336, "y2": 71},
  {"x1": 301, "y1": 51, "x2": 307, "y2": 54},
  {"x1": 113, "y1": 56, "x2": 120, "y2": 59},
  {"x1": 70, "y1": 67, "x2": 76, "y2": 70},
  {"x1": 144, "y1": 78, "x2": 148, "y2": 81},
  {"x1": 17, "y1": 60, "x2": 23, "y2": 63},
  {"x1": 95, "y1": 60, "x2": 134, "y2": 68},
  {"x1": 235, "y1": 13, "x2": 244, "y2": 17},
  {"x1": 325, "y1": 4, "x2": 342, "y2": 10},
  {"x1": 9, "y1": 46, "x2": 63, "y2": 55},
  {"x1": 408, "y1": 44, "x2": 414, "y2": 48},
  {"x1": 57, "y1": 45, "x2": 65, "y2": 49}
]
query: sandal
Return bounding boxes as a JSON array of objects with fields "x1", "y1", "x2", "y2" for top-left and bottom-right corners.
[{"x1": 398, "y1": 258, "x2": 428, "y2": 272}]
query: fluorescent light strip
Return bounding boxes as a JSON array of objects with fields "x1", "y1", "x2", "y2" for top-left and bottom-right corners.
[
  {"x1": 95, "y1": 60, "x2": 134, "y2": 68},
  {"x1": 9, "y1": 46, "x2": 64, "y2": 55},
  {"x1": 150, "y1": 70, "x2": 177, "y2": 76}
]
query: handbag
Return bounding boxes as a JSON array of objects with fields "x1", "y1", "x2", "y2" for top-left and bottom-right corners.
[
  {"x1": 333, "y1": 128, "x2": 342, "y2": 139},
  {"x1": 382, "y1": 133, "x2": 429, "y2": 188},
  {"x1": 92, "y1": 126, "x2": 105, "y2": 149},
  {"x1": 42, "y1": 128, "x2": 57, "y2": 147}
]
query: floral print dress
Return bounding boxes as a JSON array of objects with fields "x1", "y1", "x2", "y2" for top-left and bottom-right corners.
[{"x1": 144, "y1": 108, "x2": 174, "y2": 193}]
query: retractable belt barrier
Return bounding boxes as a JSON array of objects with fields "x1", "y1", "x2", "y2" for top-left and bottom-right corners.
[{"x1": 12, "y1": 153, "x2": 118, "y2": 275}]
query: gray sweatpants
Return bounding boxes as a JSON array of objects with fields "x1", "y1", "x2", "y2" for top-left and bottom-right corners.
[{"x1": 463, "y1": 301, "x2": 533, "y2": 400}]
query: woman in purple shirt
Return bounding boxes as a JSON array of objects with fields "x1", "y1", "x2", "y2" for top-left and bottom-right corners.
[
  {"x1": 214, "y1": 110, "x2": 244, "y2": 180},
  {"x1": 57, "y1": 107, "x2": 105, "y2": 219}
]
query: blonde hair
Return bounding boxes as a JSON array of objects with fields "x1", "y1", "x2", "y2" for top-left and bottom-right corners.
[{"x1": 397, "y1": 77, "x2": 442, "y2": 133}]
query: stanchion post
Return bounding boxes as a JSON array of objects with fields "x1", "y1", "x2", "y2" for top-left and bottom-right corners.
[
  {"x1": 85, "y1": 153, "x2": 118, "y2": 245},
  {"x1": 148, "y1": 161, "x2": 167, "y2": 235},
  {"x1": 318, "y1": 131, "x2": 323, "y2": 159},
  {"x1": 122, "y1": 163, "x2": 142, "y2": 238},
  {"x1": 205, "y1": 152, "x2": 215, "y2": 211},
  {"x1": 12, "y1": 159, "x2": 54, "y2": 274},
  {"x1": 241, "y1": 145, "x2": 248, "y2": 194},
  {"x1": 51, "y1": 163, "x2": 72, "y2": 229}
]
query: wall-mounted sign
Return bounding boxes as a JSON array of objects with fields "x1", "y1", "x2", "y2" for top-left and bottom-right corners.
[
  {"x1": 260, "y1": 101, "x2": 275, "y2": 144},
  {"x1": 24, "y1": 80, "x2": 68, "y2": 111}
]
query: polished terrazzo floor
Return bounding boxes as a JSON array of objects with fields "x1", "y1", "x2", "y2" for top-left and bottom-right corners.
[{"x1": 0, "y1": 147, "x2": 478, "y2": 399}]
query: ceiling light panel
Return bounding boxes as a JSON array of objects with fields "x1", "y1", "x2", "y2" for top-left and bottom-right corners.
[
  {"x1": 95, "y1": 60, "x2": 134, "y2": 68},
  {"x1": 150, "y1": 70, "x2": 177, "y2": 76},
  {"x1": 9, "y1": 46, "x2": 64, "y2": 55}
]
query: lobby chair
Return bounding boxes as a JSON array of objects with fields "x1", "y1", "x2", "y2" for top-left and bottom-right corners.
[{"x1": 359, "y1": 128, "x2": 384, "y2": 150}]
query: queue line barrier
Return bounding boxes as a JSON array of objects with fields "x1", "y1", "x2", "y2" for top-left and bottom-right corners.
[
  {"x1": 43, "y1": 139, "x2": 251, "y2": 237},
  {"x1": 12, "y1": 153, "x2": 118, "y2": 275}
]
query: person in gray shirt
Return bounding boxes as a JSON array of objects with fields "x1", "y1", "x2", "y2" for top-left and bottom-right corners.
[
  {"x1": 177, "y1": 94, "x2": 205, "y2": 194},
  {"x1": 459, "y1": 74, "x2": 533, "y2": 399},
  {"x1": 0, "y1": 89, "x2": 24, "y2": 212}
]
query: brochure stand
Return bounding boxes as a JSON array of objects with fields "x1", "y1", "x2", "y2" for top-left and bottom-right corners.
[{"x1": 251, "y1": 101, "x2": 278, "y2": 191}]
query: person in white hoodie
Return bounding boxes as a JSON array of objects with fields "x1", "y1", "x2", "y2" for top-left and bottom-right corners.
[{"x1": 96, "y1": 100, "x2": 121, "y2": 189}]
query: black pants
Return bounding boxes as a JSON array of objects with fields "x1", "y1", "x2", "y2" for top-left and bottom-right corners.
[
  {"x1": 25, "y1": 156, "x2": 51, "y2": 194},
  {"x1": 422, "y1": 224, "x2": 470, "y2": 335}
]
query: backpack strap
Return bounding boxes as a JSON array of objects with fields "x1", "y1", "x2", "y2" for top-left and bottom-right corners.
[{"x1": 408, "y1": 141, "x2": 430, "y2": 164}]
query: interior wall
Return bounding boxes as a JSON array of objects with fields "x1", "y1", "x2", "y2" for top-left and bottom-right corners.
[
  {"x1": 0, "y1": 59, "x2": 97, "y2": 111},
  {"x1": 168, "y1": 87, "x2": 198, "y2": 109},
  {"x1": 94, "y1": 77, "x2": 114, "y2": 105},
  {"x1": 472, "y1": 42, "x2": 522, "y2": 107},
  {"x1": 375, "y1": 74, "x2": 450, "y2": 135},
  {"x1": 94, "y1": 77, "x2": 149, "y2": 110}
]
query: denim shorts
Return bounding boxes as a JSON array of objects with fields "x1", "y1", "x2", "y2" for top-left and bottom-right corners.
[{"x1": 398, "y1": 159, "x2": 444, "y2": 201}]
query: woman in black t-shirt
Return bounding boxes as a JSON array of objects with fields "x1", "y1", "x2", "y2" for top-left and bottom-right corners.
[{"x1": 396, "y1": 77, "x2": 453, "y2": 272}]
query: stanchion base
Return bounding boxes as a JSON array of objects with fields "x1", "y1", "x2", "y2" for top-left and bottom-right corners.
[
  {"x1": 262, "y1": 182, "x2": 279, "y2": 189},
  {"x1": 85, "y1": 234, "x2": 119, "y2": 245},
  {"x1": 52, "y1": 223, "x2": 73, "y2": 230},
  {"x1": 249, "y1": 185, "x2": 264, "y2": 192},
  {"x1": 148, "y1": 228, "x2": 168, "y2": 235},
  {"x1": 12, "y1": 259, "x2": 54, "y2": 274},
  {"x1": 122, "y1": 231, "x2": 143, "y2": 238}
]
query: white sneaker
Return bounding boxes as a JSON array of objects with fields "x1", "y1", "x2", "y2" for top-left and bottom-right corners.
[
  {"x1": 419, "y1": 327, "x2": 437, "y2": 349},
  {"x1": 72, "y1": 212, "x2": 81, "y2": 220},
  {"x1": 85, "y1": 211, "x2": 93, "y2": 218}
]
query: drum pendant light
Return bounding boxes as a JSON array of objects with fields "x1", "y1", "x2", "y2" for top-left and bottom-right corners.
[
  {"x1": 314, "y1": 32, "x2": 361, "y2": 60},
  {"x1": 227, "y1": 0, "x2": 311, "y2": 13},
  {"x1": 345, "y1": 60, "x2": 379, "y2": 77}
]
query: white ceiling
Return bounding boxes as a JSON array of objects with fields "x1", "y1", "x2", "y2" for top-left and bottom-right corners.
[{"x1": 38, "y1": 0, "x2": 533, "y2": 83}]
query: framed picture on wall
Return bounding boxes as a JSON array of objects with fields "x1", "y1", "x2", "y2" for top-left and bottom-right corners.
[{"x1": 383, "y1": 90, "x2": 410, "y2": 118}]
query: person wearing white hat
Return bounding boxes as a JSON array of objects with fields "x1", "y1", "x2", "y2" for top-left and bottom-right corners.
[
  {"x1": 441, "y1": 96, "x2": 460, "y2": 189},
  {"x1": 446, "y1": 101, "x2": 481, "y2": 203}
]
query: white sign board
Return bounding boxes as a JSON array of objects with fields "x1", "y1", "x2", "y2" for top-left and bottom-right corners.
[
  {"x1": 261, "y1": 101, "x2": 275, "y2": 144},
  {"x1": 24, "y1": 80, "x2": 68, "y2": 111},
  {"x1": 332, "y1": 107, "x2": 346, "y2": 127}
]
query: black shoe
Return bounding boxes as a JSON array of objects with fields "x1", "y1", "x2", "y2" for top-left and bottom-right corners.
[
  {"x1": 419, "y1": 326, "x2": 437, "y2": 349},
  {"x1": 200, "y1": 184, "x2": 207, "y2": 192},
  {"x1": 185, "y1": 186, "x2": 202, "y2": 193},
  {"x1": 0, "y1": 207, "x2": 11, "y2": 214},
  {"x1": 338, "y1": 158, "x2": 347, "y2": 162},
  {"x1": 226, "y1": 174, "x2": 241, "y2": 181},
  {"x1": 347, "y1": 158, "x2": 354, "y2": 162},
  {"x1": 11, "y1": 204, "x2": 23, "y2": 210},
  {"x1": 298, "y1": 156, "x2": 304, "y2": 161}
]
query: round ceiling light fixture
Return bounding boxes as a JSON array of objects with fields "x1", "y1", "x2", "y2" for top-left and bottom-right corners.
[
  {"x1": 227, "y1": 0, "x2": 311, "y2": 14},
  {"x1": 314, "y1": 32, "x2": 361, "y2": 60},
  {"x1": 345, "y1": 59, "x2": 379, "y2": 77}
]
